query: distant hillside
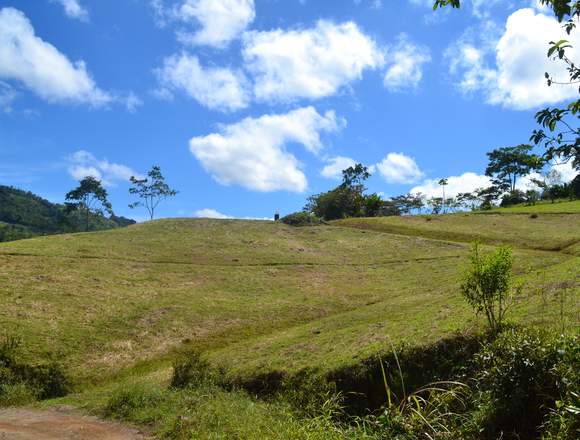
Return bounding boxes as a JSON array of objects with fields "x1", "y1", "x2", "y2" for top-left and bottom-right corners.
[{"x1": 0, "y1": 185, "x2": 135, "y2": 242}]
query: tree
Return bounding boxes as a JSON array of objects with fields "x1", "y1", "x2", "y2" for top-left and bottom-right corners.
[
  {"x1": 485, "y1": 145, "x2": 543, "y2": 193},
  {"x1": 476, "y1": 186, "x2": 502, "y2": 210},
  {"x1": 438, "y1": 178, "x2": 449, "y2": 213},
  {"x1": 65, "y1": 177, "x2": 112, "y2": 232},
  {"x1": 129, "y1": 166, "x2": 178, "y2": 220},
  {"x1": 460, "y1": 242, "x2": 520, "y2": 334},
  {"x1": 531, "y1": 169, "x2": 564, "y2": 202},
  {"x1": 427, "y1": 197, "x2": 444, "y2": 214},
  {"x1": 456, "y1": 192, "x2": 479, "y2": 211},
  {"x1": 305, "y1": 163, "x2": 372, "y2": 220}
]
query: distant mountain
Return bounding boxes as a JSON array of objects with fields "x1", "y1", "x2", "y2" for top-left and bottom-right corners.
[{"x1": 0, "y1": 185, "x2": 135, "y2": 242}]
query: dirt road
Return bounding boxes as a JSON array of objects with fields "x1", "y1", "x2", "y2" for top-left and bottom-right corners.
[{"x1": 0, "y1": 407, "x2": 147, "y2": 440}]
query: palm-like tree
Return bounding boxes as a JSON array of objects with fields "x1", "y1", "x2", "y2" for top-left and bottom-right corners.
[{"x1": 438, "y1": 178, "x2": 449, "y2": 214}]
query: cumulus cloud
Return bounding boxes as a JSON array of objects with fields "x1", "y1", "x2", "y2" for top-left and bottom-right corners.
[
  {"x1": 68, "y1": 150, "x2": 142, "y2": 187},
  {"x1": 194, "y1": 208, "x2": 232, "y2": 219},
  {"x1": 242, "y1": 20, "x2": 384, "y2": 102},
  {"x1": 549, "y1": 159, "x2": 579, "y2": 183},
  {"x1": 410, "y1": 172, "x2": 491, "y2": 198},
  {"x1": 193, "y1": 208, "x2": 272, "y2": 220},
  {"x1": 189, "y1": 107, "x2": 344, "y2": 192},
  {"x1": 155, "y1": 53, "x2": 249, "y2": 111},
  {"x1": 376, "y1": 152, "x2": 424, "y2": 184},
  {"x1": 320, "y1": 156, "x2": 357, "y2": 179},
  {"x1": 51, "y1": 0, "x2": 89, "y2": 22},
  {"x1": 0, "y1": 8, "x2": 110, "y2": 106},
  {"x1": 153, "y1": 0, "x2": 255, "y2": 48},
  {"x1": 383, "y1": 34, "x2": 431, "y2": 92},
  {"x1": 446, "y1": 8, "x2": 580, "y2": 109}
]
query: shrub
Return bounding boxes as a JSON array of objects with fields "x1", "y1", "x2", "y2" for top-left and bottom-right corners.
[
  {"x1": 474, "y1": 329, "x2": 579, "y2": 439},
  {"x1": 460, "y1": 242, "x2": 520, "y2": 334},
  {"x1": 171, "y1": 350, "x2": 224, "y2": 389},
  {"x1": 104, "y1": 384, "x2": 165, "y2": 419},
  {"x1": 280, "y1": 211, "x2": 322, "y2": 227},
  {"x1": 0, "y1": 335, "x2": 70, "y2": 403}
]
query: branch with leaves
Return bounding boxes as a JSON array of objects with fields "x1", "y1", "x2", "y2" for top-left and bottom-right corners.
[{"x1": 129, "y1": 166, "x2": 178, "y2": 221}]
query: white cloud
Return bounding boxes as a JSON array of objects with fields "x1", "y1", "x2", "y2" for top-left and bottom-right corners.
[
  {"x1": 193, "y1": 208, "x2": 272, "y2": 220},
  {"x1": 409, "y1": 163, "x2": 576, "y2": 199},
  {"x1": 194, "y1": 208, "x2": 232, "y2": 219},
  {"x1": 0, "y1": 8, "x2": 110, "y2": 106},
  {"x1": 0, "y1": 81, "x2": 17, "y2": 113},
  {"x1": 154, "y1": 0, "x2": 255, "y2": 48},
  {"x1": 320, "y1": 156, "x2": 357, "y2": 179},
  {"x1": 155, "y1": 53, "x2": 249, "y2": 111},
  {"x1": 550, "y1": 159, "x2": 579, "y2": 183},
  {"x1": 447, "y1": 8, "x2": 580, "y2": 110},
  {"x1": 124, "y1": 92, "x2": 143, "y2": 113},
  {"x1": 189, "y1": 106, "x2": 344, "y2": 192},
  {"x1": 51, "y1": 0, "x2": 89, "y2": 22},
  {"x1": 68, "y1": 150, "x2": 142, "y2": 187},
  {"x1": 383, "y1": 34, "x2": 431, "y2": 92},
  {"x1": 376, "y1": 152, "x2": 424, "y2": 184},
  {"x1": 411, "y1": 173, "x2": 491, "y2": 198},
  {"x1": 242, "y1": 20, "x2": 384, "y2": 102}
]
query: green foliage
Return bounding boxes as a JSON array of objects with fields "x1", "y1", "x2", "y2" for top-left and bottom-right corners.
[
  {"x1": 461, "y1": 243, "x2": 519, "y2": 334},
  {"x1": 129, "y1": 165, "x2": 177, "y2": 220},
  {"x1": 103, "y1": 383, "x2": 165, "y2": 420},
  {"x1": 171, "y1": 350, "x2": 224, "y2": 389},
  {"x1": 65, "y1": 177, "x2": 113, "y2": 232},
  {"x1": 474, "y1": 329, "x2": 579, "y2": 439},
  {"x1": 0, "y1": 335, "x2": 70, "y2": 405},
  {"x1": 281, "y1": 212, "x2": 323, "y2": 227},
  {"x1": 0, "y1": 185, "x2": 134, "y2": 242},
  {"x1": 485, "y1": 144, "x2": 544, "y2": 193}
]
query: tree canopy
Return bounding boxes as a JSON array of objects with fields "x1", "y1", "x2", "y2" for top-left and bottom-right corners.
[
  {"x1": 485, "y1": 145, "x2": 544, "y2": 193},
  {"x1": 129, "y1": 166, "x2": 178, "y2": 220},
  {"x1": 65, "y1": 177, "x2": 113, "y2": 232}
]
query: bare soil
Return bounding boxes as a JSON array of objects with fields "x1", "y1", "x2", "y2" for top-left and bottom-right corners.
[{"x1": 0, "y1": 407, "x2": 147, "y2": 440}]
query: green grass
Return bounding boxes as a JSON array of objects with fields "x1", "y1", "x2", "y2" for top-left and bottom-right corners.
[
  {"x1": 1, "y1": 215, "x2": 578, "y2": 436},
  {"x1": 490, "y1": 199, "x2": 580, "y2": 213},
  {"x1": 334, "y1": 212, "x2": 580, "y2": 254}
]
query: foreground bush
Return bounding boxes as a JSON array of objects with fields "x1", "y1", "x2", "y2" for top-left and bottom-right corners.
[
  {"x1": 474, "y1": 329, "x2": 579, "y2": 439},
  {"x1": 372, "y1": 328, "x2": 579, "y2": 440}
]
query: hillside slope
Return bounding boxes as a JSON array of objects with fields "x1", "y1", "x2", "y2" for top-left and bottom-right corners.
[
  {"x1": 0, "y1": 216, "x2": 577, "y2": 385},
  {"x1": 0, "y1": 185, "x2": 135, "y2": 242}
]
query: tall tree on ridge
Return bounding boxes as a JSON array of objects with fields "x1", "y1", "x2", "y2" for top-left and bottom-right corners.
[
  {"x1": 485, "y1": 145, "x2": 544, "y2": 193},
  {"x1": 438, "y1": 178, "x2": 448, "y2": 213},
  {"x1": 65, "y1": 176, "x2": 112, "y2": 232},
  {"x1": 129, "y1": 166, "x2": 178, "y2": 220}
]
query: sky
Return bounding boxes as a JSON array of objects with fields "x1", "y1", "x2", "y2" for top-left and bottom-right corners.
[{"x1": 0, "y1": 0, "x2": 578, "y2": 221}]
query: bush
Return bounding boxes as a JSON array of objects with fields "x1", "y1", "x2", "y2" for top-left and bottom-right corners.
[
  {"x1": 171, "y1": 350, "x2": 224, "y2": 389},
  {"x1": 460, "y1": 243, "x2": 519, "y2": 334},
  {"x1": 104, "y1": 384, "x2": 165, "y2": 419},
  {"x1": 0, "y1": 335, "x2": 70, "y2": 403},
  {"x1": 474, "y1": 329, "x2": 579, "y2": 439},
  {"x1": 280, "y1": 212, "x2": 322, "y2": 227}
]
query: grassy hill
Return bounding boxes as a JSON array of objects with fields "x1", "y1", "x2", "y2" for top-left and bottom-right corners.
[{"x1": 0, "y1": 211, "x2": 578, "y2": 437}]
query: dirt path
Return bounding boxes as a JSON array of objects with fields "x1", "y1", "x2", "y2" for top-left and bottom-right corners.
[{"x1": 0, "y1": 407, "x2": 147, "y2": 440}]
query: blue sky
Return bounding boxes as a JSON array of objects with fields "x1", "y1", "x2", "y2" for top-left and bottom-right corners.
[{"x1": 0, "y1": 0, "x2": 578, "y2": 220}]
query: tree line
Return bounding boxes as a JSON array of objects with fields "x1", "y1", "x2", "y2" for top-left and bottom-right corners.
[{"x1": 289, "y1": 143, "x2": 580, "y2": 223}]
